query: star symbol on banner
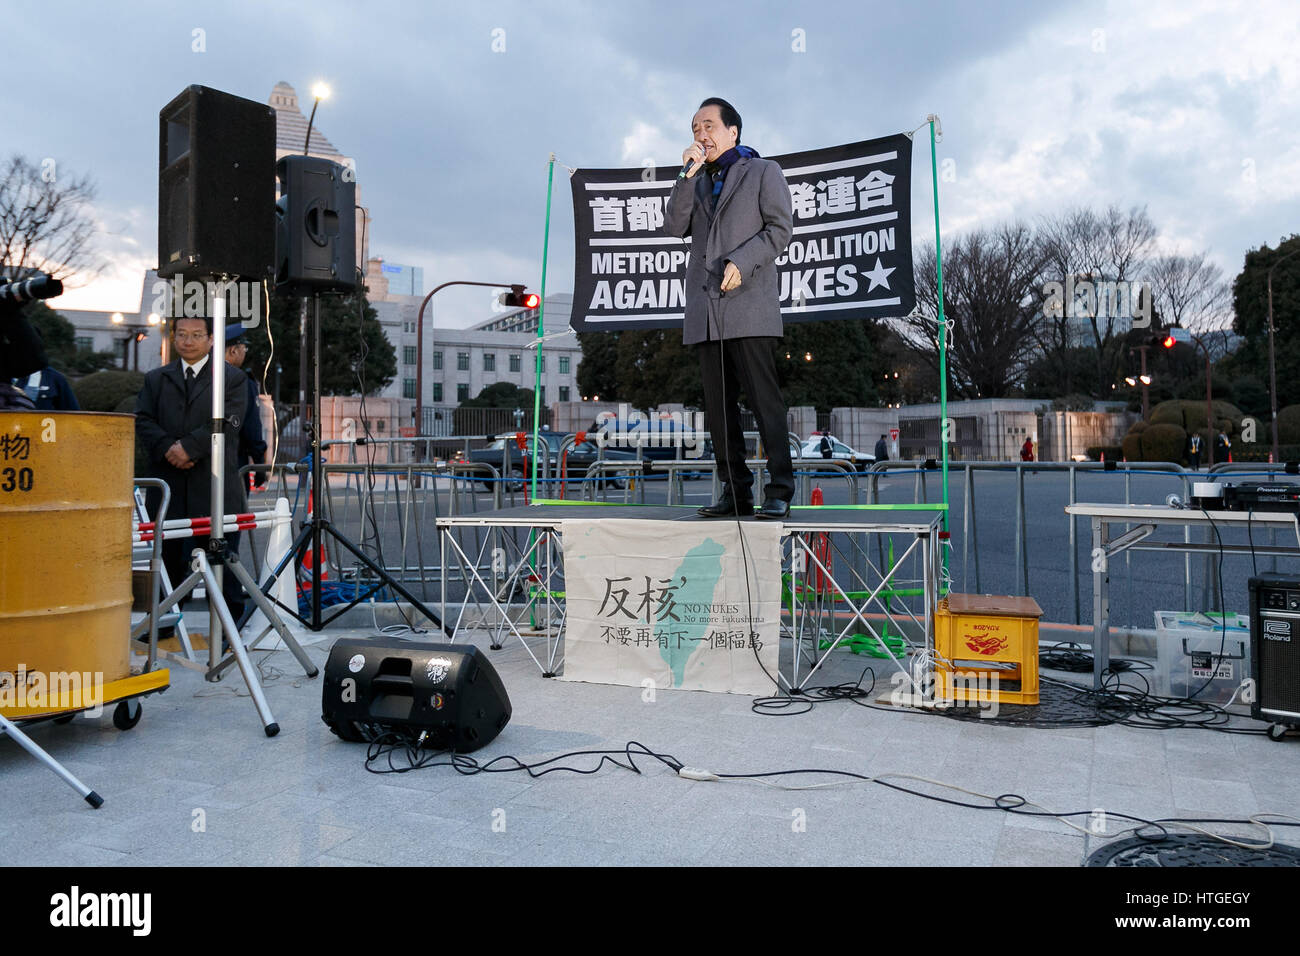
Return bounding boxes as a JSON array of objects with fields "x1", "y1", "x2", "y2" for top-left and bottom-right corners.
[{"x1": 862, "y1": 257, "x2": 895, "y2": 292}]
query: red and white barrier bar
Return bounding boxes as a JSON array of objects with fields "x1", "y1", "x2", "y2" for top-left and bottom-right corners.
[{"x1": 132, "y1": 510, "x2": 282, "y2": 545}]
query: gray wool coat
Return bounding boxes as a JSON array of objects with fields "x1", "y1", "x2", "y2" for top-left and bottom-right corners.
[{"x1": 664, "y1": 155, "x2": 794, "y2": 346}]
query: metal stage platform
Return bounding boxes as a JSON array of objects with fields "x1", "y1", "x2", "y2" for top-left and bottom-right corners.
[{"x1": 438, "y1": 502, "x2": 946, "y2": 694}]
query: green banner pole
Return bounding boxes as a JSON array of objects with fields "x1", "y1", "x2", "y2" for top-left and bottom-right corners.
[
  {"x1": 524, "y1": 155, "x2": 558, "y2": 628},
  {"x1": 929, "y1": 117, "x2": 950, "y2": 581},
  {"x1": 529, "y1": 154, "x2": 557, "y2": 501}
]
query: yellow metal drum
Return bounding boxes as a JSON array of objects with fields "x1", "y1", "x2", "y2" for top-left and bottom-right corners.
[{"x1": 0, "y1": 412, "x2": 134, "y2": 715}]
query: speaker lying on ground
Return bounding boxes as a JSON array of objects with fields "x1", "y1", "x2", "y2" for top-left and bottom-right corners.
[{"x1": 322, "y1": 639, "x2": 511, "y2": 752}]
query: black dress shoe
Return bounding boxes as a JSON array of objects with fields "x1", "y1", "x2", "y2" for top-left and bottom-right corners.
[
  {"x1": 755, "y1": 498, "x2": 791, "y2": 520},
  {"x1": 698, "y1": 490, "x2": 755, "y2": 517}
]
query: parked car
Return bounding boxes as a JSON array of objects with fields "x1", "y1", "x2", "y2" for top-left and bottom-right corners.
[
  {"x1": 464, "y1": 432, "x2": 638, "y2": 491},
  {"x1": 798, "y1": 434, "x2": 875, "y2": 470}
]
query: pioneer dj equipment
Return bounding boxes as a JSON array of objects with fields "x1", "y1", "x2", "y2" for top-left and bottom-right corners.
[
  {"x1": 1226, "y1": 483, "x2": 1300, "y2": 513},
  {"x1": 321, "y1": 639, "x2": 511, "y2": 752},
  {"x1": 1247, "y1": 574, "x2": 1300, "y2": 740},
  {"x1": 1188, "y1": 481, "x2": 1300, "y2": 514}
]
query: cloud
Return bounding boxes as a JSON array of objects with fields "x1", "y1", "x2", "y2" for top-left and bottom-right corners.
[
  {"x1": 6, "y1": 0, "x2": 1296, "y2": 318},
  {"x1": 930, "y1": 0, "x2": 1300, "y2": 274}
]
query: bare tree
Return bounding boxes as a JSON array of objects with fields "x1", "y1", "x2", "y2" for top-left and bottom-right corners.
[
  {"x1": 906, "y1": 223, "x2": 1047, "y2": 399},
  {"x1": 1148, "y1": 251, "x2": 1231, "y2": 336},
  {"x1": 1035, "y1": 204, "x2": 1157, "y2": 393},
  {"x1": 0, "y1": 154, "x2": 101, "y2": 284}
]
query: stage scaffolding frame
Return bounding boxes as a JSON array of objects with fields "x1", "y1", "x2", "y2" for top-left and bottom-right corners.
[{"x1": 438, "y1": 504, "x2": 944, "y2": 696}]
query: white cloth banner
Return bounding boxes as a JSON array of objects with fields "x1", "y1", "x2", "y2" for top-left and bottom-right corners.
[{"x1": 561, "y1": 518, "x2": 782, "y2": 696}]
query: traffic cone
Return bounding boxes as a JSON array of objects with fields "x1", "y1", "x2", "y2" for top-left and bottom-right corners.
[
  {"x1": 810, "y1": 487, "x2": 831, "y2": 593},
  {"x1": 244, "y1": 498, "x2": 311, "y2": 647},
  {"x1": 301, "y1": 491, "x2": 328, "y2": 581},
  {"x1": 266, "y1": 497, "x2": 296, "y2": 610}
]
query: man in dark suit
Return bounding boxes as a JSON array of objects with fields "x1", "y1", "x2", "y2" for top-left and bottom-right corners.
[{"x1": 135, "y1": 315, "x2": 249, "y2": 621}]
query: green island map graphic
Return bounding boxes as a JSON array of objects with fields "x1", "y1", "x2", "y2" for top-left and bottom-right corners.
[{"x1": 658, "y1": 537, "x2": 724, "y2": 686}]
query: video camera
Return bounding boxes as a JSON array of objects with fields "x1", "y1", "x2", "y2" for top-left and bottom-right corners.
[{"x1": 0, "y1": 273, "x2": 63, "y2": 306}]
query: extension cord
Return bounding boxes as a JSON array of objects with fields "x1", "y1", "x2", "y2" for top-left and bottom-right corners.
[{"x1": 678, "y1": 767, "x2": 720, "y2": 782}]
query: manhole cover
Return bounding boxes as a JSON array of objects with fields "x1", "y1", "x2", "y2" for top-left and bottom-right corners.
[
  {"x1": 933, "y1": 679, "x2": 1112, "y2": 728},
  {"x1": 1087, "y1": 834, "x2": 1300, "y2": 867}
]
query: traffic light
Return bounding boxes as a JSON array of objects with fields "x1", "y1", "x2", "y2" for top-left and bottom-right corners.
[{"x1": 499, "y1": 284, "x2": 540, "y2": 309}]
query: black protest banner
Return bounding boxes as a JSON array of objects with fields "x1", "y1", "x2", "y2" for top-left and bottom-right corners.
[{"x1": 570, "y1": 133, "x2": 914, "y2": 332}]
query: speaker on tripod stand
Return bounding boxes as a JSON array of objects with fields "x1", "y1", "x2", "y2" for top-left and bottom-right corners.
[{"x1": 258, "y1": 156, "x2": 449, "y2": 636}]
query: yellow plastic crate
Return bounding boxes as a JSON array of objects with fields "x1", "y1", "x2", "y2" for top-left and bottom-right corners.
[{"x1": 934, "y1": 594, "x2": 1043, "y2": 705}]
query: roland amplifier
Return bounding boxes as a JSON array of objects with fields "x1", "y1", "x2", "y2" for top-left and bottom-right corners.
[
  {"x1": 1247, "y1": 574, "x2": 1300, "y2": 735},
  {"x1": 322, "y1": 639, "x2": 511, "y2": 752}
]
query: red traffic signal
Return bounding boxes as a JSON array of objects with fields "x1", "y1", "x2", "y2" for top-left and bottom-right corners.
[
  {"x1": 1161, "y1": 333, "x2": 1175, "y2": 349},
  {"x1": 499, "y1": 285, "x2": 540, "y2": 309}
]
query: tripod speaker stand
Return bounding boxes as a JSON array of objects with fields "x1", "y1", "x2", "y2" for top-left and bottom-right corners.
[
  {"x1": 256, "y1": 293, "x2": 452, "y2": 634},
  {"x1": 154, "y1": 292, "x2": 319, "y2": 735}
]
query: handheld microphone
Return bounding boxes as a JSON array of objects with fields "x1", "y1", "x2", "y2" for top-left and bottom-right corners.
[{"x1": 683, "y1": 145, "x2": 706, "y2": 179}]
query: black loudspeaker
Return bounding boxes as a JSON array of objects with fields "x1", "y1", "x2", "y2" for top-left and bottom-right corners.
[
  {"x1": 322, "y1": 639, "x2": 511, "y2": 752},
  {"x1": 275, "y1": 155, "x2": 357, "y2": 293},
  {"x1": 158, "y1": 85, "x2": 276, "y2": 279}
]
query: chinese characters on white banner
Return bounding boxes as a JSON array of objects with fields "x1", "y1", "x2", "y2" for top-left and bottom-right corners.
[{"x1": 561, "y1": 518, "x2": 782, "y2": 696}]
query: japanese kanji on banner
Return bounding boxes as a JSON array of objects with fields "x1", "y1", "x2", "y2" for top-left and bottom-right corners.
[
  {"x1": 560, "y1": 518, "x2": 782, "y2": 696},
  {"x1": 570, "y1": 133, "x2": 914, "y2": 332}
]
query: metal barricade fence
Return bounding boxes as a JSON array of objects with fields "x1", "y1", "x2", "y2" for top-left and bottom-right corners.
[
  {"x1": 859, "y1": 459, "x2": 1278, "y2": 628},
  {"x1": 231, "y1": 453, "x2": 1297, "y2": 628}
]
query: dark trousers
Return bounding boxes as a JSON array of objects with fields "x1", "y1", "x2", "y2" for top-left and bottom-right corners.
[
  {"x1": 162, "y1": 530, "x2": 245, "y2": 623},
  {"x1": 697, "y1": 336, "x2": 794, "y2": 502}
]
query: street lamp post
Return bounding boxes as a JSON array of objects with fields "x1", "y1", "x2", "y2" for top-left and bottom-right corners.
[
  {"x1": 1129, "y1": 344, "x2": 1151, "y2": 420},
  {"x1": 414, "y1": 280, "x2": 533, "y2": 438},
  {"x1": 1267, "y1": 246, "x2": 1299, "y2": 463},
  {"x1": 303, "y1": 83, "x2": 330, "y2": 155},
  {"x1": 1182, "y1": 329, "x2": 1218, "y2": 467},
  {"x1": 111, "y1": 312, "x2": 158, "y2": 371}
]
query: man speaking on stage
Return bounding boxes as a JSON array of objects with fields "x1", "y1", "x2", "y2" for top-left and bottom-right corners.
[{"x1": 665, "y1": 97, "x2": 795, "y2": 520}]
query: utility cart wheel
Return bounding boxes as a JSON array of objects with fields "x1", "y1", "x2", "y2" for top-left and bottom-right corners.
[{"x1": 113, "y1": 699, "x2": 142, "y2": 731}]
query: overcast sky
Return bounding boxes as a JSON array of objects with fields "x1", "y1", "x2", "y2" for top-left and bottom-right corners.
[{"x1": 7, "y1": 0, "x2": 1298, "y2": 327}]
